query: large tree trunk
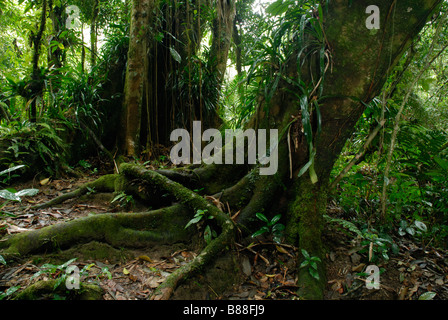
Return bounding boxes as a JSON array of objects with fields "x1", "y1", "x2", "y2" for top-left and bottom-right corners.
[
  {"x1": 203, "y1": 0, "x2": 236, "y2": 128},
  {"x1": 29, "y1": 0, "x2": 47, "y2": 123},
  {"x1": 120, "y1": 0, "x2": 236, "y2": 157},
  {"x1": 120, "y1": 0, "x2": 153, "y2": 156},
  {"x1": 275, "y1": 0, "x2": 441, "y2": 298},
  {"x1": 90, "y1": 0, "x2": 99, "y2": 68},
  {"x1": 48, "y1": 0, "x2": 65, "y2": 71}
]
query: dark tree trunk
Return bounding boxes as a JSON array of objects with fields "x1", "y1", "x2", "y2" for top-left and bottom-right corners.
[
  {"x1": 250, "y1": 0, "x2": 442, "y2": 298},
  {"x1": 119, "y1": 0, "x2": 236, "y2": 157},
  {"x1": 30, "y1": 0, "x2": 47, "y2": 123},
  {"x1": 120, "y1": 0, "x2": 153, "y2": 156},
  {"x1": 90, "y1": 0, "x2": 99, "y2": 68}
]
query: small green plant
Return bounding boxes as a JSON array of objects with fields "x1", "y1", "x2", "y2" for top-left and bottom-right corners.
[
  {"x1": 251, "y1": 213, "x2": 285, "y2": 244},
  {"x1": 77, "y1": 160, "x2": 98, "y2": 175},
  {"x1": 0, "y1": 286, "x2": 20, "y2": 300},
  {"x1": 0, "y1": 122, "x2": 67, "y2": 177},
  {"x1": 111, "y1": 191, "x2": 134, "y2": 209},
  {"x1": 300, "y1": 249, "x2": 322, "y2": 280},
  {"x1": 324, "y1": 214, "x2": 363, "y2": 237},
  {"x1": 86, "y1": 186, "x2": 96, "y2": 195},
  {"x1": 325, "y1": 215, "x2": 399, "y2": 262},
  {"x1": 98, "y1": 266, "x2": 112, "y2": 280},
  {"x1": 398, "y1": 219, "x2": 427, "y2": 237},
  {"x1": 77, "y1": 159, "x2": 92, "y2": 170},
  {"x1": 204, "y1": 225, "x2": 217, "y2": 245},
  {"x1": 31, "y1": 258, "x2": 79, "y2": 290},
  {"x1": 0, "y1": 165, "x2": 39, "y2": 208},
  {"x1": 27, "y1": 259, "x2": 107, "y2": 299},
  {"x1": 359, "y1": 229, "x2": 398, "y2": 262},
  {"x1": 185, "y1": 209, "x2": 212, "y2": 229},
  {"x1": 185, "y1": 209, "x2": 217, "y2": 244},
  {"x1": 0, "y1": 187, "x2": 39, "y2": 202},
  {"x1": 0, "y1": 165, "x2": 25, "y2": 185}
]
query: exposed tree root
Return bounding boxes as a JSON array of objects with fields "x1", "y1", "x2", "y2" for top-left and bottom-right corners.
[
  {"x1": 119, "y1": 164, "x2": 236, "y2": 300},
  {"x1": 12, "y1": 279, "x2": 103, "y2": 300},
  {"x1": 0, "y1": 205, "x2": 191, "y2": 258},
  {"x1": 31, "y1": 174, "x2": 119, "y2": 210},
  {"x1": 1, "y1": 163, "x2": 236, "y2": 300},
  {"x1": 1, "y1": 160, "x2": 327, "y2": 300}
]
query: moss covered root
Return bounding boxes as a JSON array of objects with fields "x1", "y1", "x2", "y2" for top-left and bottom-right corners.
[
  {"x1": 118, "y1": 163, "x2": 236, "y2": 300},
  {"x1": 32, "y1": 174, "x2": 119, "y2": 210},
  {"x1": 0, "y1": 205, "x2": 191, "y2": 258},
  {"x1": 13, "y1": 279, "x2": 103, "y2": 300}
]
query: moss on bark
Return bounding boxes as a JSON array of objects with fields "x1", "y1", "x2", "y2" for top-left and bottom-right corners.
[
  {"x1": 0, "y1": 205, "x2": 191, "y2": 258},
  {"x1": 13, "y1": 279, "x2": 103, "y2": 300}
]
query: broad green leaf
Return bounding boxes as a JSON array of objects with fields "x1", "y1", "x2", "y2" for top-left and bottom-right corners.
[
  {"x1": 272, "y1": 223, "x2": 285, "y2": 233},
  {"x1": 406, "y1": 227, "x2": 415, "y2": 236},
  {"x1": 309, "y1": 267, "x2": 320, "y2": 280},
  {"x1": 54, "y1": 276, "x2": 66, "y2": 290},
  {"x1": 204, "y1": 225, "x2": 213, "y2": 244},
  {"x1": 0, "y1": 286, "x2": 20, "y2": 300},
  {"x1": 298, "y1": 159, "x2": 313, "y2": 178},
  {"x1": 419, "y1": 292, "x2": 436, "y2": 300},
  {"x1": 59, "y1": 258, "x2": 78, "y2": 270},
  {"x1": 15, "y1": 188, "x2": 39, "y2": 197},
  {"x1": 391, "y1": 243, "x2": 400, "y2": 254},
  {"x1": 270, "y1": 214, "x2": 281, "y2": 225},
  {"x1": 265, "y1": 0, "x2": 289, "y2": 16},
  {"x1": 301, "y1": 249, "x2": 310, "y2": 259},
  {"x1": 399, "y1": 220, "x2": 408, "y2": 229},
  {"x1": 0, "y1": 190, "x2": 21, "y2": 202},
  {"x1": 185, "y1": 215, "x2": 203, "y2": 229},
  {"x1": 252, "y1": 226, "x2": 269, "y2": 238},
  {"x1": 169, "y1": 46, "x2": 182, "y2": 63},
  {"x1": 0, "y1": 165, "x2": 25, "y2": 177},
  {"x1": 0, "y1": 255, "x2": 6, "y2": 265},
  {"x1": 256, "y1": 212, "x2": 269, "y2": 223},
  {"x1": 434, "y1": 156, "x2": 448, "y2": 171},
  {"x1": 415, "y1": 221, "x2": 427, "y2": 232}
]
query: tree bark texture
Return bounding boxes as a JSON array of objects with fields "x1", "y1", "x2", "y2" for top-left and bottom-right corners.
[
  {"x1": 250, "y1": 0, "x2": 442, "y2": 298},
  {"x1": 120, "y1": 0, "x2": 153, "y2": 156}
]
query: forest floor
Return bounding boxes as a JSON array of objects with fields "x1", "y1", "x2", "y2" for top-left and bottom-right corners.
[{"x1": 1, "y1": 159, "x2": 448, "y2": 300}]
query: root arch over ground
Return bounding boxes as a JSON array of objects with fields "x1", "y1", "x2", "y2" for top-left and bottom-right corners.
[{"x1": 1, "y1": 162, "x2": 290, "y2": 300}]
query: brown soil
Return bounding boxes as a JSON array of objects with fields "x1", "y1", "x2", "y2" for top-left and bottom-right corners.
[{"x1": 1, "y1": 172, "x2": 447, "y2": 300}]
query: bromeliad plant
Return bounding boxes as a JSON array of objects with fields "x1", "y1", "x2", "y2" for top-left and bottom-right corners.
[{"x1": 251, "y1": 213, "x2": 285, "y2": 244}]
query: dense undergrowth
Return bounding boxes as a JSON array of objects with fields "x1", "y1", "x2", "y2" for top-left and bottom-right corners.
[{"x1": 1, "y1": 0, "x2": 448, "y2": 301}]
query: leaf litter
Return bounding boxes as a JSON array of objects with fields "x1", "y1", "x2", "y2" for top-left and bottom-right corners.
[{"x1": 1, "y1": 174, "x2": 448, "y2": 300}]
